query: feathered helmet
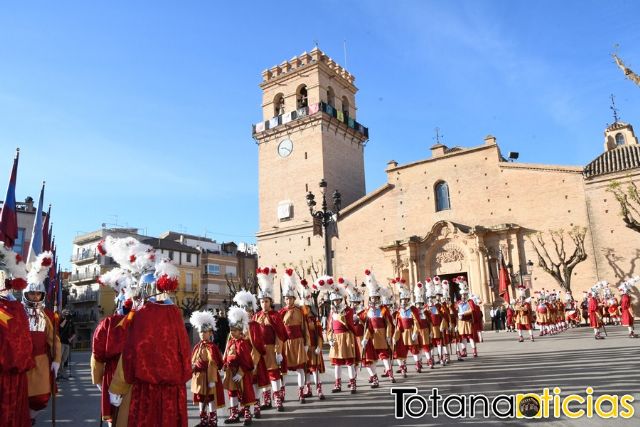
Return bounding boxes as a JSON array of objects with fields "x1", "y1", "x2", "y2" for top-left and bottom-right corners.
[
  {"x1": 380, "y1": 283, "x2": 394, "y2": 306},
  {"x1": 322, "y1": 276, "x2": 344, "y2": 302},
  {"x1": 227, "y1": 306, "x2": 249, "y2": 331},
  {"x1": 190, "y1": 310, "x2": 217, "y2": 333},
  {"x1": 364, "y1": 269, "x2": 381, "y2": 298},
  {"x1": 0, "y1": 242, "x2": 28, "y2": 292},
  {"x1": 414, "y1": 281, "x2": 425, "y2": 304},
  {"x1": 425, "y1": 277, "x2": 436, "y2": 299},
  {"x1": 456, "y1": 276, "x2": 469, "y2": 295},
  {"x1": 442, "y1": 279, "x2": 452, "y2": 299},
  {"x1": 392, "y1": 277, "x2": 411, "y2": 300},
  {"x1": 97, "y1": 236, "x2": 179, "y2": 301},
  {"x1": 299, "y1": 278, "x2": 314, "y2": 306},
  {"x1": 338, "y1": 277, "x2": 361, "y2": 303},
  {"x1": 517, "y1": 285, "x2": 527, "y2": 299},
  {"x1": 22, "y1": 252, "x2": 54, "y2": 306},
  {"x1": 233, "y1": 290, "x2": 258, "y2": 312},
  {"x1": 256, "y1": 266, "x2": 276, "y2": 300},
  {"x1": 282, "y1": 268, "x2": 299, "y2": 299},
  {"x1": 619, "y1": 276, "x2": 639, "y2": 294},
  {"x1": 564, "y1": 291, "x2": 573, "y2": 302}
]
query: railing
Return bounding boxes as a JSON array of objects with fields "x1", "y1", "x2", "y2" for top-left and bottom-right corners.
[
  {"x1": 69, "y1": 272, "x2": 100, "y2": 282},
  {"x1": 68, "y1": 290, "x2": 99, "y2": 303},
  {"x1": 71, "y1": 250, "x2": 97, "y2": 263},
  {"x1": 252, "y1": 102, "x2": 369, "y2": 138}
]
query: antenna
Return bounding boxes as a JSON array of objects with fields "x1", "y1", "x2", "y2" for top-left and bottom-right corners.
[
  {"x1": 343, "y1": 39, "x2": 348, "y2": 68},
  {"x1": 610, "y1": 94, "x2": 620, "y2": 123}
]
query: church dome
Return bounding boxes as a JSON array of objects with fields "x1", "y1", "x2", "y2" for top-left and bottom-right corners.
[{"x1": 583, "y1": 144, "x2": 640, "y2": 179}]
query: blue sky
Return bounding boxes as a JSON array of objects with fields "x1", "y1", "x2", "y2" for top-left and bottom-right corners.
[{"x1": 1, "y1": 1, "x2": 639, "y2": 270}]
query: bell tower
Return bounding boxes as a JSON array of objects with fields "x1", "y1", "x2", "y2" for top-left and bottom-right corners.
[{"x1": 253, "y1": 47, "x2": 369, "y2": 275}]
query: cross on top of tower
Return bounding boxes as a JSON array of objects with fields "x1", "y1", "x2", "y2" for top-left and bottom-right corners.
[
  {"x1": 610, "y1": 93, "x2": 620, "y2": 123},
  {"x1": 434, "y1": 127, "x2": 444, "y2": 145}
]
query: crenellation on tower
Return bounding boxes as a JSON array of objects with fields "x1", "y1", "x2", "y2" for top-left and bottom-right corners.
[{"x1": 261, "y1": 47, "x2": 355, "y2": 87}]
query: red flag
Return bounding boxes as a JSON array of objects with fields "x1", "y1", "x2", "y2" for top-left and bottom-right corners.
[
  {"x1": 42, "y1": 205, "x2": 51, "y2": 251},
  {"x1": 498, "y1": 253, "x2": 511, "y2": 304},
  {"x1": 0, "y1": 149, "x2": 19, "y2": 247}
]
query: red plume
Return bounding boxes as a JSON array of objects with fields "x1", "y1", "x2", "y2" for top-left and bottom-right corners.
[
  {"x1": 301, "y1": 279, "x2": 308, "y2": 286},
  {"x1": 318, "y1": 280, "x2": 325, "y2": 286},
  {"x1": 286, "y1": 268, "x2": 293, "y2": 276},
  {"x1": 270, "y1": 267, "x2": 277, "y2": 274},
  {"x1": 10, "y1": 277, "x2": 28, "y2": 291},
  {"x1": 327, "y1": 278, "x2": 334, "y2": 285},
  {"x1": 364, "y1": 269, "x2": 371, "y2": 275},
  {"x1": 15, "y1": 254, "x2": 23, "y2": 263},
  {"x1": 417, "y1": 282, "x2": 423, "y2": 288},
  {"x1": 124, "y1": 299, "x2": 133, "y2": 309},
  {"x1": 129, "y1": 255, "x2": 136, "y2": 263},
  {"x1": 338, "y1": 277, "x2": 345, "y2": 284},
  {"x1": 97, "y1": 240, "x2": 107, "y2": 256},
  {"x1": 41, "y1": 257, "x2": 52, "y2": 267},
  {"x1": 157, "y1": 274, "x2": 179, "y2": 292}
]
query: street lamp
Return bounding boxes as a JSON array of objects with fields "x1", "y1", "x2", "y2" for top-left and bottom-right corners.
[
  {"x1": 307, "y1": 178, "x2": 341, "y2": 276},
  {"x1": 526, "y1": 260, "x2": 534, "y2": 275}
]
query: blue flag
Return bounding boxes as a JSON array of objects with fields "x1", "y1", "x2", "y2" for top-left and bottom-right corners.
[{"x1": 27, "y1": 181, "x2": 45, "y2": 264}]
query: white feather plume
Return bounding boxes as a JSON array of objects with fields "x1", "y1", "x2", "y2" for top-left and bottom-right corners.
[
  {"x1": 27, "y1": 251, "x2": 53, "y2": 286},
  {"x1": 233, "y1": 290, "x2": 257, "y2": 311},
  {"x1": 227, "y1": 306, "x2": 249, "y2": 331},
  {"x1": 154, "y1": 258, "x2": 179, "y2": 279},
  {"x1": 190, "y1": 310, "x2": 217, "y2": 332}
]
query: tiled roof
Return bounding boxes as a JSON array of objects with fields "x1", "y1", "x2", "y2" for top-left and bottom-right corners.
[{"x1": 583, "y1": 145, "x2": 640, "y2": 179}]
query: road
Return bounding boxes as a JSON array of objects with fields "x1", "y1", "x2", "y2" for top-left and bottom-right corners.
[{"x1": 41, "y1": 325, "x2": 640, "y2": 426}]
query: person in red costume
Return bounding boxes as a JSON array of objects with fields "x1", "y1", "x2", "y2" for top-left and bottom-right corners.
[
  {"x1": 300, "y1": 279, "x2": 325, "y2": 400},
  {"x1": 412, "y1": 281, "x2": 433, "y2": 371},
  {"x1": 588, "y1": 283, "x2": 606, "y2": 340},
  {"x1": 279, "y1": 269, "x2": 310, "y2": 403},
  {"x1": 619, "y1": 279, "x2": 638, "y2": 338},
  {"x1": 0, "y1": 254, "x2": 34, "y2": 427},
  {"x1": 189, "y1": 310, "x2": 224, "y2": 427},
  {"x1": 361, "y1": 270, "x2": 395, "y2": 388},
  {"x1": 233, "y1": 290, "x2": 268, "y2": 418},
  {"x1": 223, "y1": 306, "x2": 256, "y2": 426},
  {"x1": 91, "y1": 289, "x2": 131, "y2": 427},
  {"x1": 324, "y1": 277, "x2": 358, "y2": 394},
  {"x1": 391, "y1": 278, "x2": 417, "y2": 378},
  {"x1": 99, "y1": 236, "x2": 191, "y2": 427},
  {"x1": 252, "y1": 267, "x2": 288, "y2": 412},
  {"x1": 345, "y1": 280, "x2": 365, "y2": 379},
  {"x1": 21, "y1": 252, "x2": 61, "y2": 426},
  {"x1": 514, "y1": 286, "x2": 534, "y2": 342},
  {"x1": 506, "y1": 304, "x2": 515, "y2": 332},
  {"x1": 455, "y1": 280, "x2": 478, "y2": 358}
]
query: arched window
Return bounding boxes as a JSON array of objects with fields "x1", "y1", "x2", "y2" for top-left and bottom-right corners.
[
  {"x1": 273, "y1": 93, "x2": 285, "y2": 117},
  {"x1": 327, "y1": 86, "x2": 335, "y2": 107},
  {"x1": 615, "y1": 133, "x2": 626, "y2": 146},
  {"x1": 435, "y1": 181, "x2": 451, "y2": 211},
  {"x1": 296, "y1": 85, "x2": 308, "y2": 109},
  {"x1": 341, "y1": 96, "x2": 350, "y2": 117}
]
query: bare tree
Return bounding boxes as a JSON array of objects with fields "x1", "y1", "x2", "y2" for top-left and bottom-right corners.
[
  {"x1": 613, "y1": 54, "x2": 640, "y2": 87},
  {"x1": 527, "y1": 226, "x2": 588, "y2": 292},
  {"x1": 178, "y1": 295, "x2": 206, "y2": 318},
  {"x1": 607, "y1": 180, "x2": 640, "y2": 233},
  {"x1": 281, "y1": 256, "x2": 327, "y2": 314},
  {"x1": 225, "y1": 272, "x2": 258, "y2": 306}
]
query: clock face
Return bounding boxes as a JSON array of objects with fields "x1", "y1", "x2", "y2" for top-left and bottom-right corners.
[{"x1": 278, "y1": 138, "x2": 293, "y2": 158}]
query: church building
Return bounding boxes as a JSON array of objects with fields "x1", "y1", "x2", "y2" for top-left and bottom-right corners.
[{"x1": 253, "y1": 48, "x2": 640, "y2": 309}]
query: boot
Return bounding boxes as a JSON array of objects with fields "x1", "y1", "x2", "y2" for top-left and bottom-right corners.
[
  {"x1": 371, "y1": 374, "x2": 379, "y2": 389},
  {"x1": 317, "y1": 383, "x2": 326, "y2": 400},
  {"x1": 243, "y1": 406, "x2": 252, "y2": 426},
  {"x1": 530, "y1": 336, "x2": 535, "y2": 342},
  {"x1": 260, "y1": 391, "x2": 272, "y2": 410},
  {"x1": 275, "y1": 390, "x2": 284, "y2": 412},
  {"x1": 224, "y1": 406, "x2": 240, "y2": 424},
  {"x1": 253, "y1": 403, "x2": 261, "y2": 419},
  {"x1": 332, "y1": 378, "x2": 342, "y2": 393},
  {"x1": 210, "y1": 410, "x2": 218, "y2": 427},
  {"x1": 386, "y1": 369, "x2": 396, "y2": 383},
  {"x1": 303, "y1": 382, "x2": 312, "y2": 398},
  {"x1": 298, "y1": 386, "x2": 306, "y2": 404},
  {"x1": 400, "y1": 364, "x2": 408, "y2": 378},
  {"x1": 427, "y1": 359, "x2": 434, "y2": 369},
  {"x1": 518, "y1": 336, "x2": 524, "y2": 343},
  {"x1": 630, "y1": 332, "x2": 639, "y2": 338},
  {"x1": 460, "y1": 348, "x2": 468, "y2": 358},
  {"x1": 595, "y1": 333, "x2": 605, "y2": 340},
  {"x1": 348, "y1": 378, "x2": 357, "y2": 394},
  {"x1": 416, "y1": 361, "x2": 423, "y2": 373},
  {"x1": 472, "y1": 348, "x2": 478, "y2": 358},
  {"x1": 198, "y1": 410, "x2": 208, "y2": 427}
]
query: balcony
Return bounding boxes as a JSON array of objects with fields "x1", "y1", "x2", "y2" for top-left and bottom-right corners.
[
  {"x1": 71, "y1": 250, "x2": 97, "y2": 264},
  {"x1": 68, "y1": 290, "x2": 99, "y2": 303},
  {"x1": 252, "y1": 102, "x2": 369, "y2": 139},
  {"x1": 69, "y1": 271, "x2": 100, "y2": 284}
]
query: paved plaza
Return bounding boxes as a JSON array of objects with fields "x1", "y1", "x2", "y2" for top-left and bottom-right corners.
[{"x1": 41, "y1": 325, "x2": 639, "y2": 426}]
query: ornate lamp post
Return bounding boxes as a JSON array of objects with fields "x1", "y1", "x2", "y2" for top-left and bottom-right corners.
[{"x1": 306, "y1": 178, "x2": 341, "y2": 276}]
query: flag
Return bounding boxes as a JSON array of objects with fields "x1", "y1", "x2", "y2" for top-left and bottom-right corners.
[
  {"x1": 498, "y1": 251, "x2": 511, "y2": 304},
  {"x1": 27, "y1": 181, "x2": 45, "y2": 264},
  {"x1": 42, "y1": 205, "x2": 51, "y2": 251},
  {"x1": 0, "y1": 149, "x2": 19, "y2": 248}
]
